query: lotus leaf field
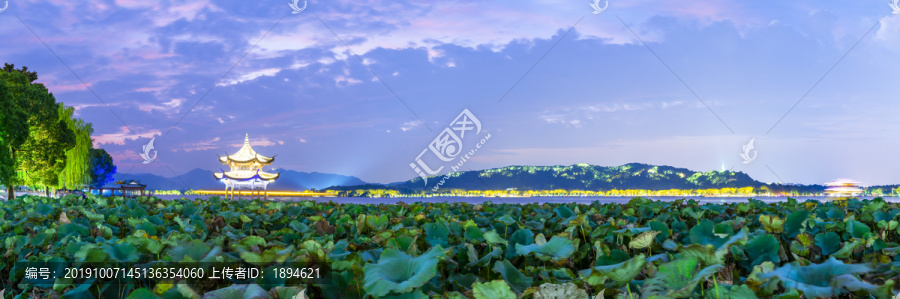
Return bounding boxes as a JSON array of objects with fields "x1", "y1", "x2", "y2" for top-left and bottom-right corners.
[{"x1": 2, "y1": 195, "x2": 900, "y2": 298}]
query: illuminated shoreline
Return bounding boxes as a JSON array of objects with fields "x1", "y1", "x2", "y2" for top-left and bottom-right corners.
[{"x1": 189, "y1": 190, "x2": 335, "y2": 197}]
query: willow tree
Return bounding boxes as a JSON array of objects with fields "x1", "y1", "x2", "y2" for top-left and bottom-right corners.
[{"x1": 57, "y1": 105, "x2": 94, "y2": 190}]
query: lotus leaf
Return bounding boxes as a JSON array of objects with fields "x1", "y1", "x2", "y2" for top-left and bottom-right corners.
[
  {"x1": 759, "y1": 214, "x2": 785, "y2": 234},
  {"x1": 554, "y1": 206, "x2": 575, "y2": 219},
  {"x1": 492, "y1": 259, "x2": 533, "y2": 294},
  {"x1": 483, "y1": 230, "x2": 508, "y2": 246},
  {"x1": 815, "y1": 231, "x2": 842, "y2": 255},
  {"x1": 689, "y1": 219, "x2": 732, "y2": 247},
  {"x1": 783, "y1": 210, "x2": 809, "y2": 238},
  {"x1": 125, "y1": 288, "x2": 159, "y2": 299},
  {"x1": 845, "y1": 220, "x2": 871, "y2": 239},
  {"x1": 515, "y1": 236, "x2": 575, "y2": 261},
  {"x1": 676, "y1": 230, "x2": 748, "y2": 267},
  {"x1": 423, "y1": 222, "x2": 450, "y2": 248},
  {"x1": 468, "y1": 247, "x2": 501, "y2": 267},
  {"x1": 641, "y1": 257, "x2": 723, "y2": 298},
  {"x1": 648, "y1": 220, "x2": 669, "y2": 242},
  {"x1": 702, "y1": 284, "x2": 757, "y2": 299},
  {"x1": 831, "y1": 240, "x2": 861, "y2": 259},
  {"x1": 201, "y1": 284, "x2": 271, "y2": 299},
  {"x1": 746, "y1": 233, "x2": 780, "y2": 266},
  {"x1": 472, "y1": 280, "x2": 516, "y2": 299},
  {"x1": 63, "y1": 281, "x2": 96, "y2": 299},
  {"x1": 533, "y1": 283, "x2": 589, "y2": 299},
  {"x1": 103, "y1": 242, "x2": 139, "y2": 263},
  {"x1": 496, "y1": 214, "x2": 517, "y2": 226},
  {"x1": 167, "y1": 240, "x2": 221, "y2": 263},
  {"x1": 758, "y1": 257, "x2": 873, "y2": 297},
  {"x1": 506, "y1": 229, "x2": 534, "y2": 259},
  {"x1": 579, "y1": 253, "x2": 646, "y2": 283},
  {"x1": 362, "y1": 245, "x2": 445, "y2": 297},
  {"x1": 629, "y1": 230, "x2": 660, "y2": 250},
  {"x1": 874, "y1": 210, "x2": 898, "y2": 222}
]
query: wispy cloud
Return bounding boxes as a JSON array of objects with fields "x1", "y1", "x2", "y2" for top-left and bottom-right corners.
[
  {"x1": 138, "y1": 98, "x2": 185, "y2": 113},
  {"x1": 229, "y1": 138, "x2": 280, "y2": 148},
  {"x1": 400, "y1": 121, "x2": 421, "y2": 132},
  {"x1": 540, "y1": 100, "x2": 686, "y2": 127},
  {"x1": 217, "y1": 68, "x2": 283, "y2": 87},
  {"x1": 181, "y1": 137, "x2": 221, "y2": 152},
  {"x1": 92, "y1": 127, "x2": 160, "y2": 145}
]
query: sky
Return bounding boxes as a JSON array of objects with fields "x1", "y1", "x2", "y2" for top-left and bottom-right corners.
[{"x1": 1, "y1": 0, "x2": 899, "y2": 186}]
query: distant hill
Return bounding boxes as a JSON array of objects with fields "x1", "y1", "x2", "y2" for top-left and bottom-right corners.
[
  {"x1": 382, "y1": 163, "x2": 766, "y2": 191},
  {"x1": 112, "y1": 168, "x2": 367, "y2": 191}
]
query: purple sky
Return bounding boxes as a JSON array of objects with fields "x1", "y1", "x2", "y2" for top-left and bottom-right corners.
[{"x1": 2, "y1": 0, "x2": 900, "y2": 186}]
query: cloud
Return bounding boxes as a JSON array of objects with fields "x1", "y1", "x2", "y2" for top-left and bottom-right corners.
[
  {"x1": 400, "y1": 121, "x2": 421, "y2": 132},
  {"x1": 108, "y1": 149, "x2": 141, "y2": 163},
  {"x1": 70, "y1": 102, "x2": 121, "y2": 116},
  {"x1": 138, "y1": 98, "x2": 185, "y2": 113},
  {"x1": 93, "y1": 127, "x2": 160, "y2": 145},
  {"x1": 540, "y1": 100, "x2": 686, "y2": 126},
  {"x1": 217, "y1": 115, "x2": 236, "y2": 124},
  {"x1": 181, "y1": 137, "x2": 221, "y2": 152},
  {"x1": 230, "y1": 138, "x2": 279, "y2": 148},
  {"x1": 335, "y1": 75, "x2": 363, "y2": 87},
  {"x1": 217, "y1": 68, "x2": 283, "y2": 87},
  {"x1": 875, "y1": 16, "x2": 900, "y2": 51}
]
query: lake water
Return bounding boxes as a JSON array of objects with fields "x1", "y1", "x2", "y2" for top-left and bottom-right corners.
[{"x1": 151, "y1": 195, "x2": 899, "y2": 205}]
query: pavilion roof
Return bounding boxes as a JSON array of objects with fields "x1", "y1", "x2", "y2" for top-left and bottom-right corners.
[
  {"x1": 213, "y1": 169, "x2": 280, "y2": 181},
  {"x1": 219, "y1": 134, "x2": 275, "y2": 164}
]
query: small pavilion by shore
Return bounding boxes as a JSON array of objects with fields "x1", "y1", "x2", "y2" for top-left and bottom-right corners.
[{"x1": 89, "y1": 180, "x2": 148, "y2": 197}]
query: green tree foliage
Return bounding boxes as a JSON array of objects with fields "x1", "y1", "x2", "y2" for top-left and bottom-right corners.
[
  {"x1": 1, "y1": 63, "x2": 101, "y2": 197},
  {"x1": 15, "y1": 93, "x2": 75, "y2": 193},
  {"x1": 57, "y1": 105, "x2": 94, "y2": 190},
  {"x1": 89, "y1": 148, "x2": 116, "y2": 188},
  {"x1": 1, "y1": 64, "x2": 40, "y2": 197}
]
